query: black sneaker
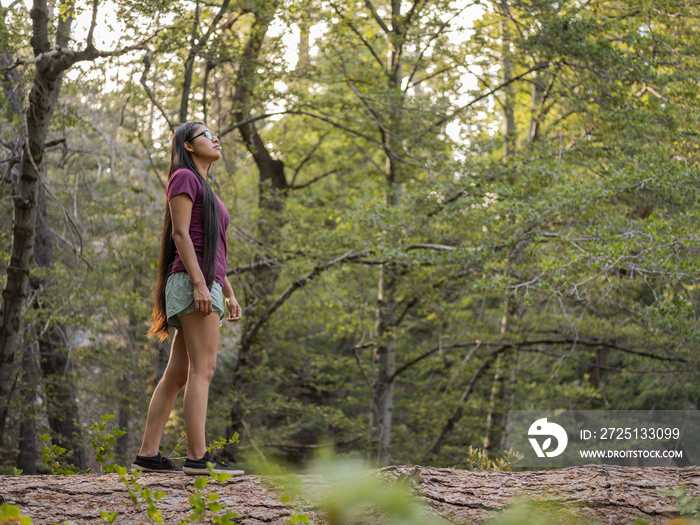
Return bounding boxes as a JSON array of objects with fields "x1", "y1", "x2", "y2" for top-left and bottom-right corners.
[
  {"x1": 131, "y1": 452, "x2": 182, "y2": 473},
  {"x1": 182, "y1": 451, "x2": 245, "y2": 476}
]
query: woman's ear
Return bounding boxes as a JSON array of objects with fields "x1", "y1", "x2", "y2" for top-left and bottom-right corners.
[{"x1": 183, "y1": 141, "x2": 194, "y2": 153}]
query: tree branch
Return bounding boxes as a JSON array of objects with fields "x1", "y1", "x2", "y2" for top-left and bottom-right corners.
[
  {"x1": 428, "y1": 63, "x2": 554, "y2": 131},
  {"x1": 3, "y1": 0, "x2": 24, "y2": 11},
  {"x1": 390, "y1": 343, "x2": 477, "y2": 383},
  {"x1": 217, "y1": 111, "x2": 287, "y2": 137},
  {"x1": 518, "y1": 345, "x2": 660, "y2": 375},
  {"x1": 21, "y1": 109, "x2": 92, "y2": 269},
  {"x1": 226, "y1": 243, "x2": 460, "y2": 275},
  {"x1": 406, "y1": 66, "x2": 457, "y2": 92},
  {"x1": 404, "y1": 3, "x2": 471, "y2": 90},
  {"x1": 44, "y1": 138, "x2": 66, "y2": 148},
  {"x1": 7, "y1": 33, "x2": 159, "y2": 81},
  {"x1": 288, "y1": 168, "x2": 338, "y2": 190},
  {"x1": 335, "y1": 47, "x2": 389, "y2": 145},
  {"x1": 290, "y1": 110, "x2": 383, "y2": 146},
  {"x1": 1, "y1": 48, "x2": 57, "y2": 74},
  {"x1": 69, "y1": 35, "x2": 157, "y2": 68},
  {"x1": 242, "y1": 250, "x2": 370, "y2": 346},
  {"x1": 140, "y1": 47, "x2": 176, "y2": 132},
  {"x1": 136, "y1": 135, "x2": 167, "y2": 190},
  {"x1": 85, "y1": 0, "x2": 99, "y2": 50},
  {"x1": 426, "y1": 188, "x2": 468, "y2": 217},
  {"x1": 219, "y1": 108, "x2": 429, "y2": 171},
  {"x1": 363, "y1": 0, "x2": 390, "y2": 34},
  {"x1": 480, "y1": 337, "x2": 692, "y2": 364},
  {"x1": 29, "y1": 0, "x2": 50, "y2": 55},
  {"x1": 290, "y1": 132, "x2": 330, "y2": 187},
  {"x1": 405, "y1": 243, "x2": 457, "y2": 251},
  {"x1": 352, "y1": 341, "x2": 375, "y2": 394},
  {"x1": 404, "y1": 0, "x2": 429, "y2": 28},
  {"x1": 424, "y1": 345, "x2": 509, "y2": 459},
  {"x1": 180, "y1": 0, "x2": 231, "y2": 122},
  {"x1": 1, "y1": 157, "x2": 19, "y2": 185},
  {"x1": 227, "y1": 250, "x2": 310, "y2": 275},
  {"x1": 393, "y1": 296, "x2": 418, "y2": 327},
  {"x1": 55, "y1": 0, "x2": 75, "y2": 48},
  {"x1": 329, "y1": 1, "x2": 385, "y2": 70}
]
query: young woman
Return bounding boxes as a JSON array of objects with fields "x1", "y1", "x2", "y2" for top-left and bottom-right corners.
[{"x1": 132, "y1": 122, "x2": 243, "y2": 475}]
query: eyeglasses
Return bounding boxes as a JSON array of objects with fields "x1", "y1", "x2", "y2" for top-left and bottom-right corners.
[{"x1": 190, "y1": 129, "x2": 218, "y2": 142}]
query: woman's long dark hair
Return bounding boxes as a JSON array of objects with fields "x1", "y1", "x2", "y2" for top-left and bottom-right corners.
[{"x1": 148, "y1": 121, "x2": 220, "y2": 341}]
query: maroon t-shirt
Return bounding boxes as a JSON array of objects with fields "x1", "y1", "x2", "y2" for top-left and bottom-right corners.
[{"x1": 167, "y1": 168, "x2": 230, "y2": 286}]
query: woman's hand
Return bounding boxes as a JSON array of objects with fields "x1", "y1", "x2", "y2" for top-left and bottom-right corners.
[
  {"x1": 225, "y1": 296, "x2": 242, "y2": 322},
  {"x1": 193, "y1": 282, "x2": 213, "y2": 316}
]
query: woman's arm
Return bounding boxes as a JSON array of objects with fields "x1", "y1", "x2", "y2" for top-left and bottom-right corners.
[{"x1": 170, "y1": 194, "x2": 212, "y2": 316}]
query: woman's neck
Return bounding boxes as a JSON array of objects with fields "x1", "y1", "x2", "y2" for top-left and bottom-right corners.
[{"x1": 193, "y1": 159, "x2": 210, "y2": 179}]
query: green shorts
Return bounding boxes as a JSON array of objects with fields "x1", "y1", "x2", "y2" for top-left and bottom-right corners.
[{"x1": 165, "y1": 272, "x2": 225, "y2": 328}]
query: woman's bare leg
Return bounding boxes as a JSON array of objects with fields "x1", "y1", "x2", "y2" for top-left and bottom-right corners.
[
  {"x1": 138, "y1": 330, "x2": 189, "y2": 456},
  {"x1": 179, "y1": 312, "x2": 220, "y2": 460}
]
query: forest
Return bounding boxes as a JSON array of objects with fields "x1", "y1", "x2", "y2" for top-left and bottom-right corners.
[{"x1": 0, "y1": 0, "x2": 699, "y2": 476}]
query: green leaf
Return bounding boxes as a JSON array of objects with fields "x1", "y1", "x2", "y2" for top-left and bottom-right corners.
[
  {"x1": 213, "y1": 472, "x2": 232, "y2": 483},
  {"x1": 194, "y1": 477, "x2": 208, "y2": 490},
  {"x1": 2, "y1": 504, "x2": 20, "y2": 517}
]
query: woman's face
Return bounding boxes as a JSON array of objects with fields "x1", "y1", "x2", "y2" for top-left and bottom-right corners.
[{"x1": 186, "y1": 124, "x2": 221, "y2": 165}]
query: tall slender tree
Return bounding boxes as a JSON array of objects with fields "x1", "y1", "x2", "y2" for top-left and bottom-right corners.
[{"x1": 0, "y1": 0, "x2": 153, "y2": 448}]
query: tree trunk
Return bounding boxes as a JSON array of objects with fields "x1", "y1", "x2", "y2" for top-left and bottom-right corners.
[
  {"x1": 483, "y1": 299, "x2": 512, "y2": 454},
  {"x1": 0, "y1": 0, "x2": 75, "y2": 450},
  {"x1": 0, "y1": 45, "x2": 26, "y2": 449},
  {"x1": 482, "y1": 365, "x2": 502, "y2": 452},
  {"x1": 115, "y1": 397, "x2": 130, "y2": 463},
  {"x1": 485, "y1": 12, "x2": 519, "y2": 448},
  {"x1": 178, "y1": 0, "x2": 231, "y2": 124},
  {"x1": 370, "y1": 265, "x2": 397, "y2": 466},
  {"x1": 0, "y1": 466, "x2": 698, "y2": 524},
  {"x1": 588, "y1": 345, "x2": 609, "y2": 389},
  {"x1": 33, "y1": 181, "x2": 87, "y2": 471},
  {"x1": 226, "y1": 5, "x2": 287, "y2": 450},
  {"x1": 528, "y1": 72, "x2": 544, "y2": 142},
  {"x1": 499, "y1": 1, "x2": 516, "y2": 159},
  {"x1": 298, "y1": 18, "x2": 310, "y2": 66},
  {"x1": 39, "y1": 335, "x2": 86, "y2": 470},
  {"x1": 0, "y1": 51, "x2": 24, "y2": 170},
  {"x1": 368, "y1": 0, "x2": 407, "y2": 466},
  {"x1": 16, "y1": 339, "x2": 38, "y2": 474},
  {"x1": 424, "y1": 346, "x2": 509, "y2": 460},
  {"x1": 528, "y1": 68, "x2": 556, "y2": 142},
  {"x1": 0, "y1": 70, "x2": 56, "y2": 444},
  {"x1": 115, "y1": 274, "x2": 143, "y2": 462}
]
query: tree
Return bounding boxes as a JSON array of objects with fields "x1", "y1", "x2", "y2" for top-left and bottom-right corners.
[{"x1": 0, "y1": 0, "x2": 153, "y2": 455}]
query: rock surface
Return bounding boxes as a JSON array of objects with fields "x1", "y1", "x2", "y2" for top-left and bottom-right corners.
[{"x1": 1, "y1": 465, "x2": 699, "y2": 524}]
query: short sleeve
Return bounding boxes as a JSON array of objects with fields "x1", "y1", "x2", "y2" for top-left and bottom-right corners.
[{"x1": 167, "y1": 169, "x2": 200, "y2": 202}]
